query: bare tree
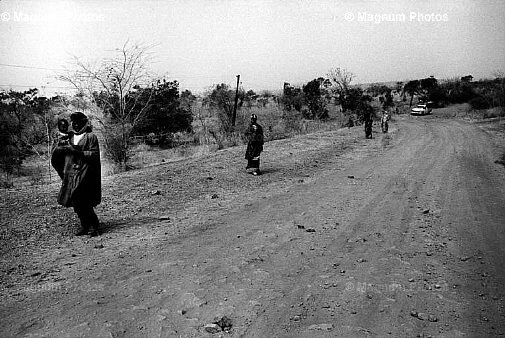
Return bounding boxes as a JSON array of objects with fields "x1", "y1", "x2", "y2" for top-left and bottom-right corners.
[
  {"x1": 327, "y1": 67, "x2": 355, "y2": 113},
  {"x1": 327, "y1": 67, "x2": 355, "y2": 93},
  {"x1": 59, "y1": 41, "x2": 158, "y2": 169}
]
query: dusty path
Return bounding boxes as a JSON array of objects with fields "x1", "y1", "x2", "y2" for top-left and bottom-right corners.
[{"x1": 1, "y1": 115, "x2": 505, "y2": 337}]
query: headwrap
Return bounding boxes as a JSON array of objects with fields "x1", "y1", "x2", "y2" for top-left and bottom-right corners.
[
  {"x1": 70, "y1": 112, "x2": 91, "y2": 135},
  {"x1": 70, "y1": 112, "x2": 88, "y2": 122}
]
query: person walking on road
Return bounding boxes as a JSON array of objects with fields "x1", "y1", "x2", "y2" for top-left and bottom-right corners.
[
  {"x1": 363, "y1": 110, "x2": 373, "y2": 139},
  {"x1": 381, "y1": 110, "x2": 390, "y2": 133},
  {"x1": 245, "y1": 114, "x2": 264, "y2": 176},
  {"x1": 51, "y1": 112, "x2": 102, "y2": 236}
]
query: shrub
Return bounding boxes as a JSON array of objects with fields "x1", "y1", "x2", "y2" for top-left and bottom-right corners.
[
  {"x1": 469, "y1": 96, "x2": 490, "y2": 110},
  {"x1": 281, "y1": 83, "x2": 304, "y2": 112},
  {"x1": 482, "y1": 108, "x2": 505, "y2": 119},
  {"x1": 428, "y1": 86, "x2": 449, "y2": 108},
  {"x1": 203, "y1": 83, "x2": 245, "y2": 134},
  {"x1": 100, "y1": 123, "x2": 133, "y2": 170}
]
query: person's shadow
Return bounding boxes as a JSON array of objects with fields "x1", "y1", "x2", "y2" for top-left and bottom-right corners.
[
  {"x1": 98, "y1": 216, "x2": 160, "y2": 234},
  {"x1": 256, "y1": 167, "x2": 279, "y2": 175}
]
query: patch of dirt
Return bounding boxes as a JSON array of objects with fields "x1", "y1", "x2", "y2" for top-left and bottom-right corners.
[{"x1": 1, "y1": 115, "x2": 505, "y2": 337}]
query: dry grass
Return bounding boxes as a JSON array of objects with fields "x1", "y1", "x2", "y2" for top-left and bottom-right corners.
[
  {"x1": 18, "y1": 98, "x2": 499, "y2": 186},
  {"x1": 381, "y1": 133, "x2": 392, "y2": 148},
  {"x1": 2, "y1": 101, "x2": 349, "y2": 187},
  {"x1": 432, "y1": 103, "x2": 505, "y2": 120},
  {"x1": 474, "y1": 117, "x2": 505, "y2": 166},
  {"x1": 434, "y1": 103, "x2": 471, "y2": 118},
  {"x1": 129, "y1": 143, "x2": 218, "y2": 169}
]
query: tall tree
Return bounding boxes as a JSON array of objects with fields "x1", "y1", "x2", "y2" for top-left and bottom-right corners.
[
  {"x1": 420, "y1": 76, "x2": 438, "y2": 94},
  {"x1": 133, "y1": 80, "x2": 193, "y2": 136},
  {"x1": 0, "y1": 88, "x2": 54, "y2": 182},
  {"x1": 403, "y1": 80, "x2": 420, "y2": 107},
  {"x1": 282, "y1": 82, "x2": 303, "y2": 112},
  {"x1": 302, "y1": 78, "x2": 329, "y2": 119},
  {"x1": 180, "y1": 89, "x2": 197, "y2": 112},
  {"x1": 204, "y1": 83, "x2": 245, "y2": 134},
  {"x1": 59, "y1": 41, "x2": 159, "y2": 169}
]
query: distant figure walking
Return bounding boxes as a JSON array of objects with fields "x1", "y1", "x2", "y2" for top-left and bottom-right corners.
[
  {"x1": 363, "y1": 110, "x2": 373, "y2": 139},
  {"x1": 51, "y1": 112, "x2": 101, "y2": 236},
  {"x1": 245, "y1": 114, "x2": 264, "y2": 176},
  {"x1": 381, "y1": 110, "x2": 390, "y2": 133}
]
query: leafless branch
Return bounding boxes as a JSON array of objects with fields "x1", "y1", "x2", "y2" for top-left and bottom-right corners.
[{"x1": 327, "y1": 67, "x2": 355, "y2": 93}]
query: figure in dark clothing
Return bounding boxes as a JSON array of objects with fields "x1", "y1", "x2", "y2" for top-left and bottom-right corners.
[
  {"x1": 51, "y1": 112, "x2": 101, "y2": 237},
  {"x1": 56, "y1": 118, "x2": 72, "y2": 145},
  {"x1": 363, "y1": 110, "x2": 373, "y2": 139},
  {"x1": 245, "y1": 114, "x2": 264, "y2": 176},
  {"x1": 51, "y1": 118, "x2": 73, "y2": 173}
]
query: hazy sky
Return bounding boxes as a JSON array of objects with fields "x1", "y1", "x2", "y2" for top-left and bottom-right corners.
[{"x1": 1, "y1": 0, "x2": 505, "y2": 95}]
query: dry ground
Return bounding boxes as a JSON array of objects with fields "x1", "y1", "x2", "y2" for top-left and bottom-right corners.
[{"x1": 1, "y1": 112, "x2": 505, "y2": 337}]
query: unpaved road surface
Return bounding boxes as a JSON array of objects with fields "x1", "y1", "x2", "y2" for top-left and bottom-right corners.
[{"x1": 1, "y1": 114, "x2": 505, "y2": 337}]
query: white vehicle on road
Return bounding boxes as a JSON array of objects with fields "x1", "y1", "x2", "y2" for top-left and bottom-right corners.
[{"x1": 411, "y1": 103, "x2": 433, "y2": 115}]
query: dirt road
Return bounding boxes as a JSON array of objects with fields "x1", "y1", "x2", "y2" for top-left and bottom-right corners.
[{"x1": 1, "y1": 114, "x2": 505, "y2": 337}]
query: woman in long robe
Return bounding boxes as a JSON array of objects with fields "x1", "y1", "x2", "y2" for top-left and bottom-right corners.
[
  {"x1": 51, "y1": 112, "x2": 101, "y2": 236},
  {"x1": 244, "y1": 114, "x2": 264, "y2": 176}
]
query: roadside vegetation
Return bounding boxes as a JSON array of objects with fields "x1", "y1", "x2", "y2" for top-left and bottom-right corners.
[{"x1": 1, "y1": 43, "x2": 504, "y2": 188}]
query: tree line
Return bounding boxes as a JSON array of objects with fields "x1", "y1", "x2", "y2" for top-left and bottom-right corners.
[
  {"x1": 402, "y1": 75, "x2": 505, "y2": 110},
  {"x1": 1, "y1": 41, "x2": 504, "y2": 185}
]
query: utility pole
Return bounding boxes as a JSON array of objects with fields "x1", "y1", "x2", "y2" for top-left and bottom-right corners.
[
  {"x1": 232, "y1": 74, "x2": 240, "y2": 127},
  {"x1": 42, "y1": 85, "x2": 52, "y2": 183}
]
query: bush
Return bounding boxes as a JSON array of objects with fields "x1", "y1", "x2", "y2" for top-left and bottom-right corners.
[
  {"x1": 496, "y1": 151, "x2": 505, "y2": 166},
  {"x1": 428, "y1": 87, "x2": 449, "y2": 108},
  {"x1": 469, "y1": 96, "x2": 490, "y2": 110},
  {"x1": 302, "y1": 78, "x2": 330, "y2": 119},
  {"x1": 100, "y1": 123, "x2": 133, "y2": 170},
  {"x1": 0, "y1": 178, "x2": 14, "y2": 188},
  {"x1": 442, "y1": 81, "x2": 476, "y2": 104},
  {"x1": 282, "y1": 83, "x2": 304, "y2": 112},
  {"x1": 283, "y1": 111, "x2": 305, "y2": 135},
  {"x1": 482, "y1": 108, "x2": 505, "y2": 119}
]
